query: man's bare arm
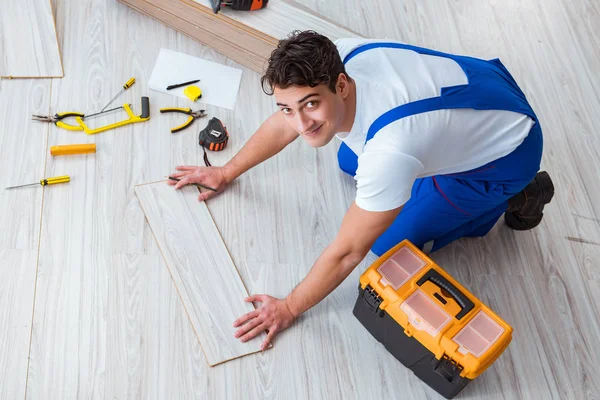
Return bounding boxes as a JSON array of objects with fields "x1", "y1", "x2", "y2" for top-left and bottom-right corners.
[
  {"x1": 285, "y1": 202, "x2": 402, "y2": 317},
  {"x1": 233, "y1": 202, "x2": 403, "y2": 349},
  {"x1": 222, "y1": 111, "x2": 298, "y2": 182}
]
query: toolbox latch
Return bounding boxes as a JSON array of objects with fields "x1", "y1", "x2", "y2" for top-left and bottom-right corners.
[
  {"x1": 432, "y1": 355, "x2": 463, "y2": 383},
  {"x1": 362, "y1": 285, "x2": 383, "y2": 313}
]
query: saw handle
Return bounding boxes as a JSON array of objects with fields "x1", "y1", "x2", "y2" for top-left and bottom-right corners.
[{"x1": 140, "y1": 96, "x2": 150, "y2": 119}]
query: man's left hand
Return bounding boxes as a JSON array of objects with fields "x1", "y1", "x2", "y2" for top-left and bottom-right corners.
[{"x1": 233, "y1": 294, "x2": 296, "y2": 350}]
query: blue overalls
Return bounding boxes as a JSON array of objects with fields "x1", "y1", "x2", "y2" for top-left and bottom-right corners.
[{"x1": 337, "y1": 43, "x2": 543, "y2": 255}]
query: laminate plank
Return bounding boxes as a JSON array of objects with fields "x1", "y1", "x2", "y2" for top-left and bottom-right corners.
[
  {"x1": 191, "y1": 0, "x2": 361, "y2": 40},
  {"x1": 134, "y1": 181, "x2": 265, "y2": 365},
  {"x1": 238, "y1": 260, "x2": 449, "y2": 400},
  {"x1": 24, "y1": 1, "x2": 174, "y2": 397},
  {"x1": 0, "y1": 79, "x2": 50, "y2": 250},
  {"x1": 25, "y1": 0, "x2": 264, "y2": 395},
  {"x1": 104, "y1": 253, "x2": 206, "y2": 399},
  {"x1": 0, "y1": 78, "x2": 50, "y2": 400},
  {"x1": 117, "y1": 0, "x2": 361, "y2": 74},
  {"x1": 0, "y1": 250, "x2": 38, "y2": 400},
  {"x1": 120, "y1": 0, "x2": 275, "y2": 73},
  {"x1": 11, "y1": 0, "x2": 600, "y2": 398},
  {"x1": 0, "y1": 0, "x2": 63, "y2": 77}
]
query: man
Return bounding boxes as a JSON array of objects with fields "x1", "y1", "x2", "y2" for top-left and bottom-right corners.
[{"x1": 168, "y1": 31, "x2": 554, "y2": 351}]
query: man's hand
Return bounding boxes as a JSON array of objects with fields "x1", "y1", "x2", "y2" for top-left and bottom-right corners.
[
  {"x1": 168, "y1": 165, "x2": 230, "y2": 201},
  {"x1": 233, "y1": 295, "x2": 296, "y2": 351}
]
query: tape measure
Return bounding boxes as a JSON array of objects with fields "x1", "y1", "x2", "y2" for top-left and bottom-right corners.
[{"x1": 199, "y1": 117, "x2": 229, "y2": 166}]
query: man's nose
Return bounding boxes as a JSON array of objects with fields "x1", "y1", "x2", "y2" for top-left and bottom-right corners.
[{"x1": 296, "y1": 113, "x2": 314, "y2": 133}]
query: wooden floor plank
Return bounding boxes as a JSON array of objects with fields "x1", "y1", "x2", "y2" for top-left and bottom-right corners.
[
  {"x1": 0, "y1": 78, "x2": 50, "y2": 400},
  {"x1": 191, "y1": 0, "x2": 361, "y2": 40},
  {"x1": 6, "y1": 0, "x2": 600, "y2": 398},
  {"x1": 0, "y1": 0, "x2": 63, "y2": 77},
  {"x1": 0, "y1": 250, "x2": 38, "y2": 400},
  {"x1": 135, "y1": 182, "x2": 265, "y2": 365}
]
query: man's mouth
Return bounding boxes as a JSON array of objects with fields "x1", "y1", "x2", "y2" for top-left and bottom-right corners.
[{"x1": 304, "y1": 124, "x2": 323, "y2": 137}]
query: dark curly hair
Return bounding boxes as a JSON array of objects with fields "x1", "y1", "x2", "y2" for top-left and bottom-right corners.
[{"x1": 261, "y1": 30, "x2": 350, "y2": 95}]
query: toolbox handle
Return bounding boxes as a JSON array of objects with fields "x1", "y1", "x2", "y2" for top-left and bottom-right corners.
[{"x1": 417, "y1": 269, "x2": 474, "y2": 320}]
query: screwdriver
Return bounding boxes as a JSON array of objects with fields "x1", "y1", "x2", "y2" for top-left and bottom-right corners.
[
  {"x1": 100, "y1": 77, "x2": 135, "y2": 112},
  {"x1": 5, "y1": 175, "x2": 71, "y2": 190}
]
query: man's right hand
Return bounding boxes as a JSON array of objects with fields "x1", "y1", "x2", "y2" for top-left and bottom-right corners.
[{"x1": 168, "y1": 165, "x2": 230, "y2": 201}]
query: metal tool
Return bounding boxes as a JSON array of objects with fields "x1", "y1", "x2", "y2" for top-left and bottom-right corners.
[
  {"x1": 32, "y1": 111, "x2": 85, "y2": 131},
  {"x1": 5, "y1": 175, "x2": 70, "y2": 190},
  {"x1": 168, "y1": 176, "x2": 217, "y2": 192},
  {"x1": 210, "y1": 0, "x2": 268, "y2": 13},
  {"x1": 83, "y1": 105, "x2": 127, "y2": 119},
  {"x1": 159, "y1": 107, "x2": 207, "y2": 133},
  {"x1": 76, "y1": 97, "x2": 150, "y2": 135},
  {"x1": 101, "y1": 77, "x2": 135, "y2": 112},
  {"x1": 32, "y1": 105, "x2": 126, "y2": 131}
]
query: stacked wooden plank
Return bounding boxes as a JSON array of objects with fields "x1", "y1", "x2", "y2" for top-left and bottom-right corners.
[{"x1": 117, "y1": 0, "x2": 362, "y2": 73}]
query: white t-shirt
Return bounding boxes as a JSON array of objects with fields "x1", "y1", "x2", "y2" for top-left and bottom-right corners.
[{"x1": 335, "y1": 38, "x2": 535, "y2": 212}]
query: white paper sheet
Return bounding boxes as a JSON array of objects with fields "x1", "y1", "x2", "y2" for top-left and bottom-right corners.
[{"x1": 148, "y1": 49, "x2": 243, "y2": 110}]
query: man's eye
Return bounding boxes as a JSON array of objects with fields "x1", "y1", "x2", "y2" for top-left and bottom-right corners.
[
  {"x1": 306, "y1": 101, "x2": 318, "y2": 108},
  {"x1": 281, "y1": 108, "x2": 292, "y2": 114}
]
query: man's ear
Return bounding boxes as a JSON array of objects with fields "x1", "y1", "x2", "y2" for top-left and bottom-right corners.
[{"x1": 336, "y1": 73, "x2": 351, "y2": 98}]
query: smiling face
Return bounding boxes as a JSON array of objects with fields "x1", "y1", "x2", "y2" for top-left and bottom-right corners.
[{"x1": 274, "y1": 74, "x2": 353, "y2": 147}]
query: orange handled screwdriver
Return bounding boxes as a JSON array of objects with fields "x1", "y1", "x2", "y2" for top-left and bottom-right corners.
[
  {"x1": 5, "y1": 175, "x2": 70, "y2": 190},
  {"x1": 50, "y1": 144, "x2": 96, "y2": 156}
]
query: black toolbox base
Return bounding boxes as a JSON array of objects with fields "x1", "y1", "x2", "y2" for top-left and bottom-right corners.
[{"x1": 353, "y1": 285, "x2": 471, "y2": 399}]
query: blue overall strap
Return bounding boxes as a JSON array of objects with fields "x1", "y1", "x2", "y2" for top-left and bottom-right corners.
[{"x1": 343, "y1": 42, "x2": 538, "y2": 144}]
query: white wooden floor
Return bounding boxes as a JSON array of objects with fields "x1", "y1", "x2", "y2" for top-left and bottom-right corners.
[{"x1": 1, "y1": 0, "x2": 599, "y2": 399}]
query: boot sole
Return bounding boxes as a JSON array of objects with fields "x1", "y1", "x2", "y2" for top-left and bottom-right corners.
[
  {"x1": 535, "y1": 171, "x2": 555, "y2": 205},
  {"x1": 504, "y1": 211, "x2": 543, "y2": 230},
  {"x1": 504, "y1": 171, "x2": 555, "y2": 231}
]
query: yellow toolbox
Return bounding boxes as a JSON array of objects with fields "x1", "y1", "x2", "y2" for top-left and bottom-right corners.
[{"x1": 353, "y1": 240, "x2": 513, "y2": 398}]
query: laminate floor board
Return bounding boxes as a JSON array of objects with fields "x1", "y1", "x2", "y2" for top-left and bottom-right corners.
[
  {"x1": 24, "y1": 0, "x2": 181, "y2": 396},
  {"x1": 0, "y1": 250, "x2": 38, "y2": 400},
  {"x1": 433, "y1": 239, "x2": 599, "y2": 399},
  {"x1": 208, "y1": 140, "x2": 354, "y2": 269},
  {"x1": 0, "y1": 0, "x2": 63, "y2": 78},
  {"x1": 568, "y1": 210, "x2": 600, "y2": 282},
  {"x1": 239, "y1": 260, "x2": 445, "y2": 400},
  {"x1": 119, "y1": 0, "x2": 274, "y2": 73},
  {"x1": 105, "y1": 253, "x2": 269, "y2": 399},
  {"x1": 134, "y1": 181, "x2": 266, "y2": 365},
  {"x1": 191, "y1": 0, "x2": 360, "y2": 41},
  {"x1": 0, "y1": 79, "x2": 50, "y2": 250},
  {"x1": 441, "y1": 231, "x2": 600, "y2": 399},
  {"x1": 589, "y1": 279, "x2": 600, "y2": 324},
  {"x1": 460, "y1": 273, "x2": 563, "y2": 400},
  {"x1": 104, "y1": 252, "x2": 233, "y2": 400},
  {"x1": 0, "y1": 79, "x2": 50, "y2": 400},
  {"x1": 3, "y1": 0, "x2": 599, "y2": 398},
  {"x1": 199, "y1": 64, "x2": 355, "y2": 268}
]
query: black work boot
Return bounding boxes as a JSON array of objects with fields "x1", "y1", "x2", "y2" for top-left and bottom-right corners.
[{"x1": 504, "y1": 171, "x2": 555, "y2": 230}]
